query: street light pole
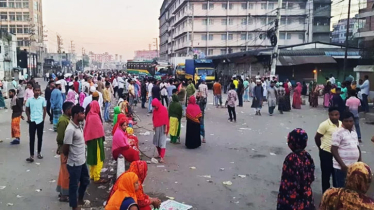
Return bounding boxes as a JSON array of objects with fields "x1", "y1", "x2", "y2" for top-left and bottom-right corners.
[
  {"x1": 270, "y1": 0, "x2": 282, "y2": 76},
  {"x1": 342, "y1": 0, "x2": 352, "y2": 78}
]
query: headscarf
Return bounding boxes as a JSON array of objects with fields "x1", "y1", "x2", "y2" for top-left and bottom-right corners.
[
  {"x1": 84, "y1": 101, "x2": 105, "y2": 142},
  {"x1": 283, "y1": 83, "x2": 290, "y2": 94},
  {"x1": 113, "y1": 106, "x2": 121, "y2": 126},
  {"x1": 168, "y1": 95, "x2": 183, "y2": 121},
  {"x1": 295, "y1": 82, "x2": 302, "y2": 93},
  {"x1": 152, "y1": 98, "x2": 169, "y2": 131},
  {"x1": 105, "y1": 172, "x2": 139, "y2": 210},
  {"x1": 112, "y1": 117, "x2": 130, "y2": 152},
  {"x1": 337, "y1": 82, "x2": 342, "y2": 88},
  {"x1": 112, "y1": 114, "x2": 127, "y2": 135},
  {"x1": 186, "y1": 96, "x2": 202, "y2": 123},
  {"x1": 320, "y1": 162, "x2": 374, "y2": 210},
  {"x1": 277, "y1": 128, "x2": 315, "y2": 210}
]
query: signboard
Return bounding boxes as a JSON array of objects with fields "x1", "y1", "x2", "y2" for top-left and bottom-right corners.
[{"x1": 154, "y1": 200, "x2": 192, "y2": 210}]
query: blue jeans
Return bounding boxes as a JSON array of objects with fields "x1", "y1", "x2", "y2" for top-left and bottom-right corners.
[
  {"x1": 61, "y1": 93, "x2": 66, "y2": 102},
  {"x1": 354, "y1": 117, "x2": 361, "y2": 140},
  {"x1": 67, "y1": 164, "x2": 90, "y2": 208},
  {"x1": 214, "y1": 95, "x2": 222, "y2": 107},
  {"x1": 148, "y1": 96, "x2": 153, "y2": 113},
  {"x1": 334, "y1": 168, "x2": 347, "y2": 188},
  {"x1": 104, "y1": 102, "x2": 110, "y2": 121}
]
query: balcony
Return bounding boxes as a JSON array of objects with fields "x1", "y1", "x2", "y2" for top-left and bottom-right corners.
[
  {"x1": 313, "y1": 7, "x2": 331, "y2": 17},
  {"x1": 313, "y1": 25, "x2": 330, "y2": 33},
  {"x1": 357, "y1": 10, "x2": 374, "y2": 19},
  {"x1": 168, "y1": 37, "x2": 172, "y2": 42}
]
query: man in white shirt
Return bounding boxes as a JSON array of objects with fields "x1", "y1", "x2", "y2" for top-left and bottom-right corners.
[
  {"x1": 147, "y1": 81, "x2": 153, "y2": 113},
  {"x1": 117, "y1": 76, "x2": 125, "y2": 99},
  {"x1": 329, "y1": 74, "x2": 336, "y2": 85},
  {"x1": 60, "y1": 77, "x2": 67, "y2": 102},
  {"x1": 112, "y1": 76, "x2": 118, "y2": 98},
  {"x1": 82, "y1": 86, "x2": 103, "y2": 110},
  {"x1": 160, "y1": 81, "x2": 169, "y2": 107},
  {"x1": 360, "y1": 75, "x2": 370, "y2": 113},
  {"x1": 198, "y1": 80, "x2": 208, "y2": 110}
]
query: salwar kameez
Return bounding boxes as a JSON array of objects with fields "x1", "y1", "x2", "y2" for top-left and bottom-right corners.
[
  {"x1": 11, "y1": 116, "x2": 21, "y2": 138},
  {"x1": 0, "y1": 91, "x2": 5, "y2": 108},
  {"x1": 86, "y1": 138, "x2": 105, "y2": 182},
  {"x1": 323, "y1": 93, "x2": 330, "y2": 108},
  {"x1": 56, "y1": 153, "x2": 69, "y2": 196},
  {"x1": 153, "y1": 126, "x2": 167, "y2": 158},
  {"x1": 52, "y1": 108, "x2": 61, "y2": 131},
  {"x1": 169, "y1": 117, "x2": 181, "y2": 143}
]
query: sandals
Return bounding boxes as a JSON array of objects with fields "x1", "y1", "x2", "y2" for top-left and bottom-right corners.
[
  {"x1": 37, "y1": 154, "x2": 43, "y2": 159},
  {"x1": 78, "y1": 200, "x2": 91, "y2": 208},
  {"x1": 59, "y1": 196, "x2": 69, "y2": 202},
  {"x1": 26, "y1": 157, "x2": 34, "y2": 163},
  {"x1": 94, "y1": 179, "x2": 108, "y2": 184}
]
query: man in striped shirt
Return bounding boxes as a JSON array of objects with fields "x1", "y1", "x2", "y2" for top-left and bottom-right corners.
[{"x1": 331, "y1": 111, "x2": 361, "y2": 188}]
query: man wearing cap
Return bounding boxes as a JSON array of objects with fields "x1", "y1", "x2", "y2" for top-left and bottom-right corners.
[
  {"x1": 50, "y1": 81, "x2": 63, "y2": 131},
  {"x1": 82, "y1": 86, "x2": 103, "y2": 111}
]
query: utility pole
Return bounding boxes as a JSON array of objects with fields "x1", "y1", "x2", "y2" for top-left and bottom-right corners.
[
  {"x1": 57, "y1": 34, "x2": 63, "y2": 72},
  {"x1": 342, "y1": 0, "x2": 352, "y2": 78},
  {"x1": 154, "y1": 38, "x2": 159, "y2": 57},
  {"x1": 270, "y1": 0, "x2": 282, "y2": 76},
  {"x1": 191, "y1": 3, "x2": 194, "y2": 56},
  {"x1": 82, "y1": 47, "x2": 85, "y2": 71}
]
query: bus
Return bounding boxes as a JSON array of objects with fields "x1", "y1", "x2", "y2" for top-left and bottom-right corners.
[{"x1": 126, "y1": 61, "x2": 156, "y2": 76}]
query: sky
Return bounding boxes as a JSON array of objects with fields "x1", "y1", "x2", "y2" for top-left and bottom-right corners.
[{"x1": 43, "y1": 0, "x2": 163, "y2": 60}]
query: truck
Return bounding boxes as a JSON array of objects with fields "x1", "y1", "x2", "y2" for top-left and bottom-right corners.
[
  {"x1": 170, "y1": 57, "x2": 191, "y2": 80},
  {"x1": 185, "y1": 59, "x2": 216, "y2": 88}
]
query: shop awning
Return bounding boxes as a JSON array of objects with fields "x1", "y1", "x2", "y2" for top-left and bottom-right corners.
[
  {"x1": 277, "y1": 56, "x2": 337, "y2": 66},
  {"x1": 353, "y1": 65, "x2": 374, "y2": 72}
]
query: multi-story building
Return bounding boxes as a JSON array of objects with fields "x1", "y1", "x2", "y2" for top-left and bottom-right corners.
[
  {"x1": 0, "y1": 0, "x2": 43, "y2": 52},
  {"x1": 159, "y1": 0, "x2": 331, "y2": 60},
  {"x1": 88, "y1": 51, "x2": 113, "y2": 63},
  {"x1": 357, "y1": 0, "x2": 374, "y2": 42},
  {"x1": 134, "y1": 50, "x2": 158, "y2": 61},
  {"x1": 331, "y1": 17, "x2": 362, "y2": 44}
]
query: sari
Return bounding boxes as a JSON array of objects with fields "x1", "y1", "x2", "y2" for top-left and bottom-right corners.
[
  {"x1": 168, "y1": 95, "x2": 183, "y2": 143},
  {"x1": 292, "y1": 82, "x2": 302, "y2": 109},
  {"x1": 105, "y1": 172, "x2": 139, "y2": 210},
  {"x1": 112, "y1": 117, "x2": 140, "y2": 162},
  {"x1": 185, "y1": 96, "x2": 202, "y2": 149},
  {"x1": 320, "y1": 162, "x2": 374, "y2": 210}
]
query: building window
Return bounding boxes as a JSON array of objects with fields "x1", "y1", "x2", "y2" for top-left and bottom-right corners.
[
  {"x1": 288, "y1": 3, "x2": 294, "y2": 9},
  {"x1": 209, "y1": 34, "x2": 213, "y2": 40},
  {"x1": 261, "y1": 3, "x2": 267, "y2": 9},
  {"x1": 202, "y1": 3, "x2": 208, "y2": 10},
  {"x1": 228, "y1": 18, "x2": 233, "y2": 25},
  {"x1": 221, "y1": 19, "x2": 227, "y2": 25},
  {"x1": 248, "y1": 18, "x2": 253, "y2": 25},
  {"x1": 201, "y1": 34, "x2": 207, "y2": 40},
  {"x1": 222, "y1": 3, "x2": 227, "y2": 9},
  {"x1": 248, "y1": 33, "x2": 253, "y2": 40},
  {"x1": 241, "y1": 3, "x2": 247, "y2": 9},
  {"x1": 288, "y1": 18, "x2": 292, "y2": 25},
  {"x1": 228, "y1": 48, "x2": 233, "y2": 53},
  {"x1": 9, "y1": 12, "x2": 15, "y2": 21},
  {"x1": 229, "y1": 3, "x2": 233, "y2": 9},
  {"x1": 0, "y1": 25, "x2": 8, "y2": 32},
  {"x1": 299, "y1": 18, "x2": 304, "y2": 24},
  {"x1": 228, "y1": 34, "x2": 233, "y2": 40},
  {"x1": 220, "y1": 49, "x2": 226, "y2": 55},
  {"x1": 17, "y1": 38, "x2": 23, "y2": 46},
  {"x1": 280, "y1": 32, "x2": 285, "y2": 39},
  {"x1": 240, "y1": 48, "x2": 246, "y2": 52},
  {"x1": 299, "y1": 3, "x2": 306, "y2": 9},
  {"x1": 23, "y1": 1, "x2": 29, "y2": 8},
  {"x1": 209, "y1": 19, "x2": 214, "y2": 25},
  {"x1": 16, "y1": 25, "x2": 23, "y2": 34},
  {"x1": 241, "y1": 34, "x2": 246, "y2": 40},
  {"x1": 287, "y1": 33, "x2": 291, "y2": 39},
  {"x1": 209, "y1": 3, "x2": 214, "y2": 10},
  {"x1": 268, "y1": 17, "x2": 275, "y2": 25},
  {"x1": 0, "y1": 0, "x2": 6, "y2": 7},
  {"x1": 23, "y1": 25, "x2": 29, "y2": 34},
  {"x1": 260, "y1": 18, "x2": 266, "y2": 25},
  {"x1": 282, "y1": 3, "x2": 287, "y2": 9},
  {"x1": 249, "y1": 3, "x2": 254, "y2": 9},
  {"x1": 208, "y1": 49, "x2": 213, "y2": 55},
  {"x1": 23, "y1": 12, "x2": 29, "y2": 21},
  {"x1": 8, "y1": 0, "x2": 14, "y2": 8},
  {"x1": 0, "y1": 12, "x2": 7, "y2": 20},
  {"x1": 221, "y1": 34, "x2": 227, "y2": 40},
  {"x1": 281, "y1": 17, "x2": 286, "y2": 25},
  {"x1": 241, "y1": 18, "x2": 247, "y2": 25},
  {"x1": 202, "y1": 19, "x2": 208, "y2": 25},
  {"x1": 24, "y1": 38, "x2": 30, "y2": 46},
  {"x1": 298, "y1": 33, "x2": 304, "y2": 40},
  {"x1": 15, "y1": 1, "x2": 22, "y2": 8},
  {"x1": 16, "y1": 12, "x2": 22, "y2": 21},
  {"x1": 9, "y1": 25, "x2": 15, "y2": 34},
  {"x1": 268, "y1": 3, "x2": 274, "y2": 9}
]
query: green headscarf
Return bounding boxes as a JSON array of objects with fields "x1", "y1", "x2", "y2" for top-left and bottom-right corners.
[
  {"x1": 168, "y1": 95, "x2": 183, "y2": 121},
  {"x1": 113, "y1": 106, "x2": 121, "y2": 126},
  {"x1": 337, "y1": 82, "x2": 341, "y2": 88}
]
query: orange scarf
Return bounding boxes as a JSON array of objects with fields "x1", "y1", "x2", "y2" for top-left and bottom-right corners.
[{"x1": 105, "y1": 172, "x2": 138, "y2": 210}]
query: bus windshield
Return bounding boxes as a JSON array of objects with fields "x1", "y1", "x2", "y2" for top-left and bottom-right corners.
[
  {"x1": 176, "y1": 65, "x2": 185, "y2": 70},
  {"x1": 197, "y1": 69, "x2": 215, "y2": 76}
]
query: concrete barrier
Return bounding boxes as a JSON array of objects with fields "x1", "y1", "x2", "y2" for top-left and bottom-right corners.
[{"x1": 116, "y1": 155, "x2": 126, "y2": 178}]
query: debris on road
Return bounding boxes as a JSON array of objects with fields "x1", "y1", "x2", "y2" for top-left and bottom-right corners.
[
  {"x1": 16, "y1": 195, "x2": 23, "y2": 198},
  {"x1": 222, "y1": 181, "x2": 233, "y2": 186},
  {"x1": 35, "y1": 162, "x2": 40, "y2": 165},
  {"x1": 98, "y1": 185, "x2": 107, "y2": 189},
  {"x1": 189, "y1": 166, "x2": 196, "y2": 170},
  {"x1": 157, "y1": 165, "x2": 165, "y2": 168},
  {"x1": 238, "y1": 175, "x2": 246, "y2": 178},
  {"x1": 151, "y1": 158, "x2": 158, "y2": 164},
  {"x1": 230, "y1": 162, "x2": 235, "y2": 164},
  {"x1": 165, "y1": 196, "x2": 175, "y2": 200},
  {"x1": 139, "y1": 131, "x2": 151, "y2": 136},
  {"x1": 101, "y1": 168, "x2": 108, "y2": 173},
  {"x1": 0, "y1": 186, "x2": 6, "y2": 190},
  {"x1": 270, "y1": 153, "x2": 276, "y2": 156},
  {"x1": 54, "y1": 155, "x2": 60, "y2": 158},
  {"x1": 220, "y1": 168, "x2": 225, "y2": 171},
  {"x1": 49, "y1": 179, "x2": 56, "y2": 183},
  {"x1": 35, "y1": 189, "x2": 42, "y2": 192},
  {"x1": 6, "y1": 203, "x2": 13, "y2": 206},
  {"x1": 199, "y1": 175, "x2": 211, "y2": 178}
]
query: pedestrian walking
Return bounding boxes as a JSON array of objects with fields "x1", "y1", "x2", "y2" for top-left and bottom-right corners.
[
  {"x1": 147, "y1": 80, "x2": 154, "y2": 113},
  {"x1": 292, "y1": 82, "x2": 302, "y2": 109},
  {"x1": 360, "y1": 75, "x2": 370, "y2": 113},
  {"x1": 196, "y1": 91, "x2": 206, "y2": 143},
  {"x1": 186, "y1": 79, "x2": 196, "y2": 103},
  {"x1": 9, "y1": 89, "x2": 24, "y2": 145},
  {"x1": 62, "y1": 105, "x2": 90, "y2": 210},
  {"x1": 185, "y1": 96, "x2": 202, "y2": 149},
  {"x1": 346, "y1": 90, "x2": 362, "y2": 142},
  {"x1": 251, "y1": 80, "x2": 264, "y2": 116},
  {"x1": 160, "y1": 80, "x2": 169, "y2": 107},
  {"x1": 51, "y1": 81, "x2": 63, "y2": 132},
  {"x1": 243, "y1": 78, "x2": 250, "y2": 102},
  {"x1": 267, "y1": 81, "x2": 277, "y2": 116},
  {"x1": 66, "y1": 82, "x2": 77, "y2": 104},
  {"x1": 323, "y1": 82, "x2": 332, "y2": 108},
  {"x1": 56, "y1": 101, "x2": 74, "y2": 202},
  {"x1": 112, "y1": 76, "x2": 118, "y2": 98},
  {"x1": 24, "y1": 81, "x2": 34, "y2": 105},
  {"x1": 320, "y1": 162, "x2": 374, "y2": 210},
  {"x1": 276, "y1": 82, "x2": 286, "y2": 114},
  {"x1": 213, "y1": 79, "x2": 222, "y2": 108},
  {"x1": 59, "y1": 77, "x2": 67, "y2": 102},
  {"x1": 315, "y1": 107, "x2": 341, "y2": 193},
  {"x1": 301, "y1": 81, "x2": 308, "y2": 105},
  {"x1": 237, "y1": 78, "x2": 244, "y2": 107},
  {"x1": 16, "y1": 78, "x2": 25, "y2": 104},
  {"x1": 152, "y1": 98, "x2": 169, "y2": 163},
  {"x1": 84, "y1": 99, "x2": 107, "y2": 184},
  {"x1": 331, "y1": 111, "x2": 361, "y2": 188},
  {"x1": 227, "y1": 84, "x2": 237, "y2": 122},
  {"x1": 45, "y1": 80, "x2": 54, "y2": 124},
  {"x1": 177, "y1": 82, "x2": 186, "y2": 116},
  {"x1": 103, "y1": 82, "x2": 112, "y2": 122},
  {"x1": 277, "y1": 128, "x2": 315, "y2": 210},
  {"x1": 25, "y1": 85, "x2": 46, "y2": 162},
  {"x1": 141, "y1": 79, "x2": 147, "y2": 109},
  {"x1": 331, "y1": 88, "x2": 345, "y2": 121},
  {"x1": 169, "y1": 92, "x2": 183, "y2": 144}
]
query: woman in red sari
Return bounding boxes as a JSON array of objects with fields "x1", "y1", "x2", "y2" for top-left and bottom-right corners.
[
  {"x1": 108, "y1": 161, "x2": 161, "y2": 210},
  {"x1": 292, "y1": 82, "x2": 302, "y2": 109},
  {"x1": 112, "y1": 117, "x2": 140, "y2": 162}
]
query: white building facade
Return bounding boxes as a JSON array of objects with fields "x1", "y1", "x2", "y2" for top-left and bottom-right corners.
[
  {"x1": 0, "y1": 32, "x2": 17, "y2": 80},
  {"x1": 331, "y1": 17, "x2": 362, "y2": 44},
  {"x1": 159, "y1": 0, "x2": 331, "y2": 61}
]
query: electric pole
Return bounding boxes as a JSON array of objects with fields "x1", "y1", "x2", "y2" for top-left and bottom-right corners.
[
  {"x1": 270, "y1": 0, "x2": 282, "y2": 76},
  {"x1": 57, "y1": 34, "x2": 63, "y2": 72},
  {"x1": 342, "y1": 0, "x2": 352, "y2": 78},
  {"x1": 82, "y1": 47, "x2": 85, "y2": 71},
  {"x1": 154, "y1": 38, "x2": 159, "y2": 58}
]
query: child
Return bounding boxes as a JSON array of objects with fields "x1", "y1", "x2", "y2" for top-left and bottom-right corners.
[
  {"x1": 9, "y1": 89, "x2": 24, "y2": 145},
  {"x1": 346, "y1": 89, "x2": 362, "y2": 142},
  {"x1": 277, "y1": 128, "x2": 315, "y2": 210}
]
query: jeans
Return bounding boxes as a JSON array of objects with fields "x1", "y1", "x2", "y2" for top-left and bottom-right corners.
[
  {"x1": 104, "y1": 102, "x2": 110, "y2": 121},
  {"x1": 61, "y1": 93, "x2": 66, "y2": 102},
  {"x1": 214, "y1": 95, "x2": 222, "y2": 107},
  {"x1": 319, "y1": 149, "x2": 336, "y2": 193},
  {"x1": 67, "y1": 164, "x2": 90, "y2": 208},
  {"x1": 148, "y1": 96, "x2": 153, "y2": 112},
  {"x1": 268, "y1": 106, "x2": 275, "y2": 114},
  {"x1": 118, "y1": 88, "x2": 123, "y2": 99},
  {"x1": 46, "y1": 100, "x2": 53, "y2": 122},
  {"x1": 238, "y1": 93, "x2": 243, "y2": 106},
  {"x1": 334, "y1": 168, "x2": 347, "y2": 188},
  {"x1": 362, "y1": 94, "x2": 369, "y2": 112},
  {"x1": 354, "y1": 117, "x2": 361, "y2": 139},
  {"x1": 113, "y1": 86, "x2": 118, "y2": 98},
  {"x1": 141, "y1": 95, "x2": 146, "y2": 108},
  {"x1": 161, "y1": 95, "x2": 169, "y2": 107},
  {"x1": 228, "y1": 106, "x2": 236, "y2": 121},
  {"x1": 29, "y1": 121, "x2": 44, "y2": 156}
]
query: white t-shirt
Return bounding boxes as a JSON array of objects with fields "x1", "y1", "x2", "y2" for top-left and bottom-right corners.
[
  {"x1": 82, "y1": 92, "x2": 103, "y2": 110},
  {"x1": 329, "y1": 77, "x2": 336, "y2": 85},
  {"x1": 198, "y1": 83, "x2": 208, "y2": 98},
  {"x1": 332, "y1": 127, "x2": 360, "y2": 170},
  {"x1": 148, "y1": 83, "x2": 153, "y2": 97},
  {"x1": 117, "y1": 77, "x2": 125, "y2": 89},
  {"x1": 160, "y1": 83, "x2": 168, "y2": 96},
  {"x1": 112, "y1": 78, "x2": 118, "y2": 87},
  {"x1": 60, "y1": 79, "x2": 67, "y2": 93}
]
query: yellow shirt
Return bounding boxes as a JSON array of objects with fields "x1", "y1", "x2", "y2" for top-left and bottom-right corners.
[
  {"x1": 317, "y1": 119, "x2": 342, "y2": 152},
  {"x1": 103, "y1": 88, "x2": 111, "y2": 102},
  {"x1": 233, "y1": 80, "x2": 238, "y2": 89}
]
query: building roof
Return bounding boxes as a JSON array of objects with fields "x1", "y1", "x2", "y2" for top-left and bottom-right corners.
[{"x1": 277, "y1": 56, "x2": 337, "y2": 66}]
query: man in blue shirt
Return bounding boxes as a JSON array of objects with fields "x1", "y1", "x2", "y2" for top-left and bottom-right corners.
[
  {"x1": 167, "y1": 79, "x2": 176, "y2": 101},
  {"x1": 50, "y1": 81, "x2": 63, "y2": 131},
  {"x1": 25, "y1": 85, "x2": 46, "y2": 162},
  {"x1": 360, "y1": 75, "x2": 370, "y2": 113}
]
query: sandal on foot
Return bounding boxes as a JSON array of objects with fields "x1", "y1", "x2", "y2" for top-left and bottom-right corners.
[
  {"x1": 37, "y1": 154, "x2": 43, "y2": 159},
  {"x1": 59, "y1": 197, "x2": 69, "y2": 202},
  {"x1": 26, "y1": 157, "x2": 34, "y2": 163},
  {"x1": 78, "y1": 200, "x2": 91, "y2": 208},
  {"x1": 94, "y1": 179, "x2": 108, "y2": 184}
]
